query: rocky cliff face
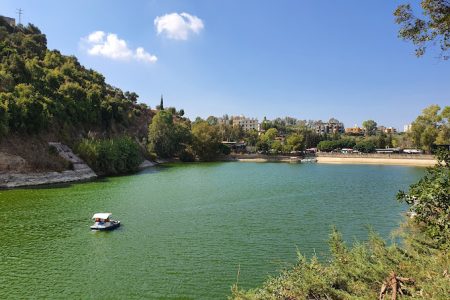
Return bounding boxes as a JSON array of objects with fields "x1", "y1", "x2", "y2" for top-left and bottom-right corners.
[{"x1": 0, "y1": 142, "x2": 97, "y2": 188}]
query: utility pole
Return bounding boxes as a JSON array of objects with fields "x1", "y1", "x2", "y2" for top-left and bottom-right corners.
[{"x1": 16, "y1": 8, "x2": 23, "y2": 25}]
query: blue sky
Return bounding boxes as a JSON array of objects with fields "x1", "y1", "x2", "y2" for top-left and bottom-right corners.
[{"x1": 1, "y1": 0, "x2": 449, "y2": 129}]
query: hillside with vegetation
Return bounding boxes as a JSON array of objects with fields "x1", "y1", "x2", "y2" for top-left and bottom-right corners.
[
  {"x1": 0, "y1": 19, "x2": 234, "y2": 175},
  {"x1": 0, "y1": 19, "x2": 152, "y2": 174}
]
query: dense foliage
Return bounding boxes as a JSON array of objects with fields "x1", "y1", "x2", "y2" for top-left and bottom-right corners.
[
  {"x1": 232, "y1": 225, "x2": 450, "y2": 299},
  {"x1": 191, "y1": 121, "x2": 222, "y2": 161},
  {"x1": 408, "y1": 105, "x2": 450, "y2": 152},
  {"x1": 0, "y1": 20, "x2": 150, "y2": 137},
  {"x1": 362, "y1": 119, "x2": 377, "y2": 136},
  {"x1": 147, "y1": 111, "x2": 225, "y2": 161},
  {"x1": 317, "y1": 139, "x2": 356, "y2": 152},
  {"x1": 147, "y1": 110, "x2": 191, "y2": 158},
  {"x1": 353, "y1": 140, "x2": 376, "y2": 153},
  {"x1": 397, "y1": 149, "x2": 450, "y2": 246},
  {"x1": 77, "y1": 137, "x2": 143, "y2": 175},
  {"x1": 0, "y1": 21, "x2": 152, "y2": 174}
]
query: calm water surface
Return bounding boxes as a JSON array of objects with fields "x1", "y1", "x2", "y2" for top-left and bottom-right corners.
[{"x1": 0, "y1": 162, "x2": 424, "y2": 299}]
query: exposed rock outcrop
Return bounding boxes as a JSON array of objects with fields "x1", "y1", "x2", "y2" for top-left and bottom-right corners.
[
  {"x1": 138, "y1": 159, "x2": 158, "y2": 170},
  {"x1": 0, "y1": 142, "x2": 97, "y2": 188}
]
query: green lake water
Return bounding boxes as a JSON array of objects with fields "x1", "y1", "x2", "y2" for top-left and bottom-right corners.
[{"x1": 0, "y1": 162, "x2": 424, "y2": 299}]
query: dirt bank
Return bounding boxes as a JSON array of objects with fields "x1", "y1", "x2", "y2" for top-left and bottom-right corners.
[{"x1": 0, "y1": 142, "x2": 97, "y2": 189}]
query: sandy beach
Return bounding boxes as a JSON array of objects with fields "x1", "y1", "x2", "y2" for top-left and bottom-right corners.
[
  {"x1": 316, "y1": 156, "x2": 436, "y2": 167},
  {"x1": 230, "y1": 154, "x2": 437, "y2": 166}
]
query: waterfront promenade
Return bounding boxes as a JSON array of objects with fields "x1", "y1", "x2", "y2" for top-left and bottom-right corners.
[
  {"x1": 316, "y1": 153, "x2": 436, "y2": 166},
  {"x1": 230, "y1": 153, "x2": 437, "y2": 167}
]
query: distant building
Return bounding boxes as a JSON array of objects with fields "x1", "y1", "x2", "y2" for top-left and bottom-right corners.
[
  {"x1": 217, "y1": 116, "x2": 231, "y2": 126},
  {"x1": 216, "y1": 115, "x2": 259, "y2": 131},
  {"x1": 377, "y1": 126, "x2": 397, "y2": 134},
  {"x1": 257, "y1": 123, "x2": 263, "y2": 132},
  {"x1": 345, "y1": 125, "x2": 364, "y2": 135},
  {"x1": 384, "y1": 127, "x2": 397, "y2": 134},
  {"x1": 313, "y1": 118, "x2": 344, "y2": 135},
  {"x1": 404, "y1": 124, "x2": 412, "y2": 133},
  {"x1": 230, "y1": 115, "x2": 259, "y2": 131},
  {"x1": 0, "y1": 16, "x2": 16, "y2": 26}
]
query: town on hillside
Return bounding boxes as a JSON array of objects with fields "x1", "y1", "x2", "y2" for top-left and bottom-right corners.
[{"x1": 201, "y1": 114, "x2": 425, "y2": 155}]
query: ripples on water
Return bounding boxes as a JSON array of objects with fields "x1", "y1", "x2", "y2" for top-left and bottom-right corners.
[{"x1": 0, "y1": 162, "x2": 423, "y2": 299}]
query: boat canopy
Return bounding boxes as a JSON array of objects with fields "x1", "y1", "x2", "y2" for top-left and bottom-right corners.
[{"x1": 92, "y1": 213, "x2": 112, "y2": 220}]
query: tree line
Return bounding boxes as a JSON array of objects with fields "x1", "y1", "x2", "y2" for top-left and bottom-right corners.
[
  {"x1": 203, "y1": 104, "x2": 449, "y2": 155},
  {"x1": 147, "y1": 110, "x2": 229, "y2": 161}
]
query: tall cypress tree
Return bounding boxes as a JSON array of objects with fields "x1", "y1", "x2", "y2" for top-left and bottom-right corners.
[{"x1": 160, "y1": 94, "x2": 164, "y2": 110}]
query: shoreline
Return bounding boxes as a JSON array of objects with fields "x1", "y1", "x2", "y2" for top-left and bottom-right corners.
[
  {"x1": 229, "y1": 154, "x2": 436, "y2": 167},
  {"x1": 230, "y1": 157, "x2": 298, "y2": 163},
  {"x1": 0, "y1": 143, "x2": 98, "y2": 189},
  {"x1": 0, "y1": 159, "x2": 160, "y2": 190},
  {"x1": 1, "y1": 154, "x2": 436, "y2": 189},
  {"x1": 315, "y1": 156, "x2": 436, "y2": 167}
]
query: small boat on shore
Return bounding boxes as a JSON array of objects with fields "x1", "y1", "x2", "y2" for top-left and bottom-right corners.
[
  {"x1": 301, "y1": 158, "x2": 317, "y2": 163},
  {"x1": 90, "y1": 213, "x2": 120, "y2": 231}
]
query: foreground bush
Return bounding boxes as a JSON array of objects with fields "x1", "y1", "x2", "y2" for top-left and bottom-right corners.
[
  {"x1": 232, "y1": 225, "x2": 450, "y2": 300},
  {"x1": 77, "y1": 137, "x2": 143, "y2": 175},
  {"x1": 398, "y1": 149, "x2": 450, "y2": 247}
]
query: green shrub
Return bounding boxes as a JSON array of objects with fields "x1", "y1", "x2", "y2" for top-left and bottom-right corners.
[
  {"x1": 191, "y1": 121, "x2": 222, "y2": 161},
  {"x1": 354, "y1": 140, "x2": 376, "y2": 153},
  {"x1": 179, "y1": 146, "x2": 196, "y2": 162},
  {"x1": 232, "y1": 225, "x2": 450, "y2": 299},
  {"x1": 77, "y1": 136, "x2": 143, "y2": 175},
  {"x1": 397, "y1": 149, "x2": 450, "y2": 246},
  {"x1": 148, "y1": 110, "x2": 192, "y2": 158},
  {"x1": 317, "y1": 139, "x2": 356, "y2": 152},
  {"x1": 219, "y1": 143, "x2": 231, "y2": 155}
]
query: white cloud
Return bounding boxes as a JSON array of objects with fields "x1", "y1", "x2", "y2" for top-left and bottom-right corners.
[
  {"x1": 135, "y1": 47, "x2": 158, "y2": 63},
  {"x1": 87, "y1": 33, "x2": 132, "y2": 59},
  {"x1": 87, "y1": 31, "x2": 105, "y2": 43},
  {"x1": 154, "y1": 12, "x2": 204, "y2": 40},
  {"x1": 83, "y1": 31, "x2": 157, "y2": 63}
]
